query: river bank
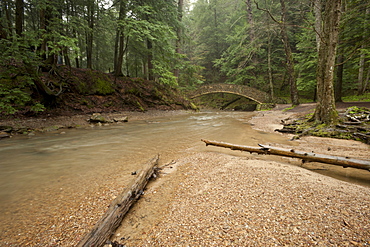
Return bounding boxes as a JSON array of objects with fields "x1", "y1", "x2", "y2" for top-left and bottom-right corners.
[
  {"x1": 1, "y1": 104, "x2": 369, "y2": 246},
  {"x1": 108, "y1": 103, "x2": 370, "y2": 247},
  {"x1": 0, "y1": 110, "x2": 191, "y2": 138}
]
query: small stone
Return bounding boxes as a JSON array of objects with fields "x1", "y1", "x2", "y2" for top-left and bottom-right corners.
[
  {"x1": 0, "y1": 131, "x2": 10, "y2": 138},
  {"x1": 113, "y1": 116, "x2": 128, "y2": 122}
]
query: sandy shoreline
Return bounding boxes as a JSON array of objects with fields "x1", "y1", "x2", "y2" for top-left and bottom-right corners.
[
  {"x1": 113, "y1": 153, "x2": 370, "y2": 246},
  {"x1": 0, "y1": 110, "x2": 190, "y2": 137},
  {"x1": 109, "y1": 105, "x2": 370, "y2": 247}
]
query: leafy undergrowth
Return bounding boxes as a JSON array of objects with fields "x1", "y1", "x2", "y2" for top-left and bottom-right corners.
[
  {"x1": 278, "y1": 106, "x2": 370, "y2": 144},
  {"x1": 1, "y1": 66, "x2": 196, "y2": 119}
]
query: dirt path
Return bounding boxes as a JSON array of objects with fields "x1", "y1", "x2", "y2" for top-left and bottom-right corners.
[{"x1": 109, "y1": 104, "x2": 370, "y2": 247}]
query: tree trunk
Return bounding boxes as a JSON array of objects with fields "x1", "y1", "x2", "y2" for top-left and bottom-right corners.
[
  {"x1": 174, "y1": 0, "x2": 184, "y2": 80},
  {"x1": 334, "y1": 2, "x2": 345, "y2": 103},
  {"x1": 114, "y1": 0, "x2": 126, "y2": 77},
  {"x1": 267, "y1": 37, "x2": 274, "y2": 100},
  {"x1": 314, "y1": 0, "x2": 341, "y2": 124},
  {"x1": 246, "y1": 0, "x2": 254, "y2": 42},
  {"x1": 266, "y1": 12, "x2": 274, "y2": 100},
  {"x1": 357, "y1": 45, "x2": 366, "y2": 95},
  {"x1": 40, "y1": 6, "x2": 47, "y2": 60},
  {"x1": 39, "y1": 0, "x2": 56, "y2": 67},
  {"x1": 63, "y1": 48, "x2": 71, "y2": 68},
  {"x1": 280, "y1": 0, "x2": 299, "y2": 106},
  {"x1": 86, "y1": 0, "x2": 95, "y2": 69},
  {"x1": 75, "y1": 56, "x2": 80, "y2": 68},
  {"x1": 313, "y1": 0, "x2": 322, "y2": 53},
  {"x1": 201, "y1": 139, "x2": 370, "y2": 171},
  {"x1": 77, "y1": 155, "x2": 159, "y2": 247},
  {"x1": 357, "y1": 5, "x2": 369, "y2": 95},
  {"x1": 335, "y1": 51, "x2": 344, "y2": 102},
  {"x1": 147, "y1": 39, "x2": 154, "y2": 81},
  {"x1": 15, "y1": 0, "x2": 24, "y2": 36},
  {"x1": 115, "y1": 30, "x2": 125, "y2": 77},
  {"x1": 113, "y1": 29, "x2": 119, "y2": 73},
  {"x1": 0, "y1": 0, "x2": 12, "y2": 39}
]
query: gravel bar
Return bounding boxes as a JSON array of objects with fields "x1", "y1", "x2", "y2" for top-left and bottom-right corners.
[{"x1": 117, "y1": 152, "x2": 370, "y2": 246}]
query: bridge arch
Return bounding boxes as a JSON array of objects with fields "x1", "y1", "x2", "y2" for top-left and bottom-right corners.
[{"x1": 189, "y1": 83, "x2": 272, "y2": 104}]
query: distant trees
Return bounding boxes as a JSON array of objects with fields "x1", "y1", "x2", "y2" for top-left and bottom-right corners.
[
  {"x1": 185, "y1": 0, "x2": 370, "y2": 96},
  {"x1": 184, "y1": 0, "x2": 369, "y2": 122},
  {"x1": 0, "y1": 0, "x2": 185, "y2": 78}
]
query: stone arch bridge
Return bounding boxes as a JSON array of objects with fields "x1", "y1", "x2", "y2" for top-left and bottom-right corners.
[{"x1": 189, "y1": 83, "x2": 273, "y2": 104}]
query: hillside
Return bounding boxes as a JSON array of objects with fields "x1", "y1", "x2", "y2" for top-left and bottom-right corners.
[{"x1": 1, "y1": 66, "x2": 196, "y2": 118}]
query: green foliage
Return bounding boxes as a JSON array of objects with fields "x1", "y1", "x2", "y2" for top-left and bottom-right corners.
[
  {"x1": 294, "y1": 10, "x2": 317, "y2": 95},
  {"x1": 74, "y1": 70, "x2": 114, "y2": 95},
  {"x1": 152, "y1": 61, "x2": 178, "y2": 86},
  {"x1": 346, "y1": 106, "x2": 369, "y2": 114},
  {"x1": 178, "y1": 61, "x2": 205, "y2": 89},
  {"x1": 94, "y1": 78, "x2": 114, "y2": 95},
  {"x1": 0, "y1": 37, "x2": 45, "y2": 114},
  {"x1": 342, "y1": 93, "x2": 370, "y2": 102}
]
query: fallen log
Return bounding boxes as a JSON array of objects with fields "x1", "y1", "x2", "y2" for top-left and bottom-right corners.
[
  {"x1": 274, "y1": 128, "x2": 297, "y2": 134},
  {"x1": 201, "y1": 139, "x2": 370, "y2": 171},
  {"x1": 77, "y1": 155, "x2": 159, "y2": 247}
]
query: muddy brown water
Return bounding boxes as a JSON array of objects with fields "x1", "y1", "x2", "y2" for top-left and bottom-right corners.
[{"x1": 0, "y1": 111, "x2": 369, "y2": 244}]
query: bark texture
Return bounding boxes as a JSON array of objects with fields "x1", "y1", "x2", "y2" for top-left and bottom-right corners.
[
  {"x1": 314, "y1": 0, "x2": 342, "y2": 124},
  {"x1": 77, "y1": 155, "x2": 159, "y2": 247},
  {"x1": 202, "y1": 139, "x2": 370, "y2": 171}
]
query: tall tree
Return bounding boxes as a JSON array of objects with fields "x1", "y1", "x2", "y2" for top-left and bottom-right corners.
[
  {"x1": 0, "y1": 0, "x2": 12, "y2": 39},
  {"x1": 114, "y1": 0, "x2": 127, "y2": 77},
  {"x1": 334, "y1": 2, "x2": 346, "y2": 102},
  {"x1": 313, "y1": 0, "x2": 342, "y2": 124},
  {"x1": 174, "y1": 0, "x2": 184, "y2": 80},
  {"x1": 86, "y1": 0, "x2": 95, "y2": 69},
  {"x1": 255, "y1": 0, "x2": 300, "y2": 105},
  {"x1": 15, "y1": 0, "x2": 24, "y2": 36},
  {"x1": 357, "y1": 5, "x2": 369, "y2": 95},
  {"x1": 279, "y1": 0, "x2": 299, "y2": 105},
  {"x1": 313, "y1": 0, "x2": 322, "y2": 52}
]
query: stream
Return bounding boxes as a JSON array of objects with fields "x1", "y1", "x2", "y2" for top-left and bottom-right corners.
[
  {"x1": 1, "y1": 111, "x2": 275, "y2": 208},
  {"x1": 0, "y1": 110, "x2": 369, "y2": 244}
]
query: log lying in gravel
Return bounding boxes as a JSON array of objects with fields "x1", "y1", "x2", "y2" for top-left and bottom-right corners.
[
  {"x1": 77, "y1": 155, "x2": 159, "y2": 247},
  {"x1": 201, "y1": 139, "x2": 370, "y2": 171}
]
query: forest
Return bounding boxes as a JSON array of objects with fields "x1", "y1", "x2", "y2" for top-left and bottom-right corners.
[{"x1": 0, "y1": 0, "x2": 369, "y2": 124}]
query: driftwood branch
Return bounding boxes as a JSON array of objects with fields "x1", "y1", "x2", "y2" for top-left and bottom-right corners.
[
  {"x1": 77, "y1": 155, "x2": 159, "y2": 247},
  {"x1": 201, "y1": 139, "x2": 370, "y2": 171}
]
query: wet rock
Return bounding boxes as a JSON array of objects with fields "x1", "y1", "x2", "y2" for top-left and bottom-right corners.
[
  {"x1": 42, "y1": 125, "x2": 62, "y2": 132},
  {"x1": 88, "y1": 113, "x2": 113, "y2": 124},
  {"x1": 113, "y1": 116, "x2": 128, "y2": 123},
  {"x1": 0, "y1": 125, "x2": 13, "y2": 132},
  {"x1": 0, "y1": 131, "x2": 10, "y2": 139}
]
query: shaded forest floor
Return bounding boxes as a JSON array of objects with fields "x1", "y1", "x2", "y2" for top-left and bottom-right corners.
[{"x1": 276, "y1": 102, "x2": 370, "y2": 144}]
